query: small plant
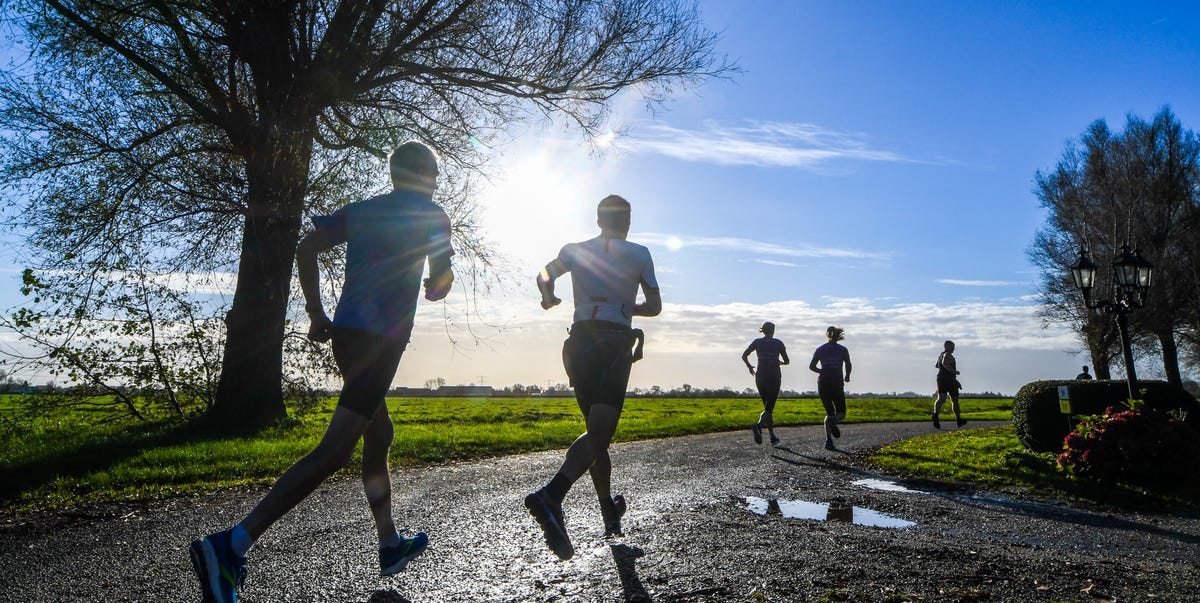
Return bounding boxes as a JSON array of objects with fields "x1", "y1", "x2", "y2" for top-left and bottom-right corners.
[{"x1": 1056, "y1": 407, "x2": 1200, "y2": 487}]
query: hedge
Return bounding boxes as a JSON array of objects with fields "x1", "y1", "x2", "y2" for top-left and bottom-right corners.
[{"x1": 1012, "y1": 379, "x2": 1199, "y2": 453}]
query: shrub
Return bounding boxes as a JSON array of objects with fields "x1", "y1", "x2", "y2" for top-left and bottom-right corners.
[
  {"x1": 1012, "y1": 379, "x2": 1198, "y2": 453},
  {"x1": 1056, "y1": 408, "x2": 1200, "y2": 487}
]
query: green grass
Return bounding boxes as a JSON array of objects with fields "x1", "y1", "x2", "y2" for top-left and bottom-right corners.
[
  {"x1": 867, "y1": 424, "x2": 1200, "y2": 510},
  {"x1": 0, "y1": 395, "x2": 1011, "y2": 512}
]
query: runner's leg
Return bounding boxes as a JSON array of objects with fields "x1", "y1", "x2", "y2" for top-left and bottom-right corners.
[
  {"x1": 239, "y1": 407, "x2": 371, "y2": 540},
  {"x1": 362, "y1": 403, "x2": 398, "y2": 541}
]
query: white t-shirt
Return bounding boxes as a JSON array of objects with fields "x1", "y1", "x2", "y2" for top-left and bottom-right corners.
[{"x1": 550, "y1": 236, "x2": 659, "y2": 327}]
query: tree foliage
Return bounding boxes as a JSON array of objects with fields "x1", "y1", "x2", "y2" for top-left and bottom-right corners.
[
  {"x1": 0, "y1": 0, "x2": 733, "y2": 430},
  {"x1": 1030, "y1": 108, "x2": 1200, "y2": 385}
]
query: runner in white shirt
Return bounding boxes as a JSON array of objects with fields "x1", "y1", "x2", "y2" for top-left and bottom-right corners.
[{"x1": 524, "y1": 195, "x2": 661, "y2": 560}]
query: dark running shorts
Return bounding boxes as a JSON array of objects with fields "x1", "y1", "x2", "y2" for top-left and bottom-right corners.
[
  {"x1": 755, "y1": 365, "x2": 781, "y2": 406},
  {"x1": 937, "y1": 373, "x2": 961, "y2": 396},
  {"x1": 817, "y1": 378, "x2": 847, "y2": 417},
  {"x1": 562, "y1": 320, "x2": 635, "y2": 418},
  {"x1": 331, "y1": 327, "x2": 407, "y2": 418}
]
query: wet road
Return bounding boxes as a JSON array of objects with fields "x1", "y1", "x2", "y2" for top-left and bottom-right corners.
[{"x1": 3, "y1": 421, "x2": 1198, "y2": 602}]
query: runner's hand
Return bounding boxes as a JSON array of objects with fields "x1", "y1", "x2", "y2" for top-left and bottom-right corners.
[
  {"x1": 307, "y1": 312, "x2": 332, "y2": 343},
  {"x1": 747, "y1": 365, "x2": 756, "y2": 376},
  {"x1": 541, "y1": 295, "x2": 561, "y2": 310}
]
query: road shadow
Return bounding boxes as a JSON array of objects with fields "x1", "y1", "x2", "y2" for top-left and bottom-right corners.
[
  {"x1": 358, "y1": 589, "x2": 412, "y2": 603},
  {"x1": 610, "y1": 542, "x2": 651, "y2": 602}
]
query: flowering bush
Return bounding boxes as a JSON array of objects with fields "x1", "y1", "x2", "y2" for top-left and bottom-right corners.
[{"x1": 1056, "y1": 407, "x2": 1200, "y2": 487}]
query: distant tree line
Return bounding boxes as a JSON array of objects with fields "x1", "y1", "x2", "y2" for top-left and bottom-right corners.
[{"x1": 1030, "y1": 107, "x2": 1200, "y2": 387}]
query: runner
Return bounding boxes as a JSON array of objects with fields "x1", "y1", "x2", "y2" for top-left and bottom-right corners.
[
  {"x1": 525, "y1": 194, "x2": 661, "y2": 560},
  {"x1": 1076, "y1": 366, "x2": 1093, "y2": 380},
  {"x1": 932, "y1": 340, "x2": 965, "y2": 429},
  {"x1": 742, "y1": 321, "x2": 790, "y2": 447},
  {"x1": 188, "y1": 141, "x2": 455, "y2": 603},
  {"x1": 809, "y1": 326, "x2": 852, "y2": 451}
]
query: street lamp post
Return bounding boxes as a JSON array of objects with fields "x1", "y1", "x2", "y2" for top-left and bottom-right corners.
[{"x1": 1069, "y1": 244, "x2": 1155, "y2": 400}]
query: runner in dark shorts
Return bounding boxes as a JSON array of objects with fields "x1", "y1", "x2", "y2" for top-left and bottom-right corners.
[
  {"x1": 932, "y1": 340, "x2": 965, "y2": 429},
  {"x1": 189, "y1": 142, "x2": 454, "y2": 603},
  {"x1": 809, "y1": 326, "x2": 852, "y2": 451},
  {"x1": 742, "y1": 321, "x2": 790, "y2": 446},
  {"x1": 525, "y1": 195, "x2": 661, "y2": 560}
]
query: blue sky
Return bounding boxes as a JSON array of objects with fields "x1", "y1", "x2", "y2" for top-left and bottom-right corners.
[
  {"x1": 3, "y1": 1, "x2": 1199, "y2": 395},
  {"x1": 400, "y1": 0, "x2": 1200, "y2": 395}
]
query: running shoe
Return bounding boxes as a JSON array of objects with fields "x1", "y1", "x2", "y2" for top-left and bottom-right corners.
[
  {"x1": 524, "y1": 489, "x2": 574, "y2": 560},
  {"x1": 824, "y1": 440, "x2": 836, "y2": 451},
  {"x1": 379, "y1": 532, "x2": 429, "y2": 576},
  {"x1": 751, "y1": 424, "x2": 763, "y2": 445},
  {"x1": 830, "y1": 422, "x2": 841, "y2": 439},
  {"x1": 602, "y1": 494, "x2": 627, "y2": 537},
  {"x1": 189, "y1": 529, "x2": 246, "y2": 603},
  {"x1": 956, "y1": 419, "x2": 968, "y2": 428},
  {"x1": 770, "y1": 436, "x2": 782, "y2": 447},
  {"x1": 932, "y1": 414, "x2": 941, "y2": 430}
]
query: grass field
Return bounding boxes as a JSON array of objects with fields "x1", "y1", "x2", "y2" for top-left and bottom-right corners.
[{"x1": 0, "y1": 396, "x2": 1012, "y2": 512}]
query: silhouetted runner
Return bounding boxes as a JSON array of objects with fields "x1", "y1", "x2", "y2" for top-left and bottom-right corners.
[
  {"x1": 188, "y1": 142, "x2": 455, "y2": 603},
  {"x1": 742, "y1": 321, "x2": 790, "y2": 447},
  {"x1": 1076, "y1": 366, "x2": 1093, "y2": 380},
  {"x1": 525, "y1": 194, "x2": 662, "y2": 560},
  {"x1": 809, "y1": 326, "x2": 852, "y2": 451},
  {"x1": 932, "y1": 340, "x2": 965, "y2": 429}
]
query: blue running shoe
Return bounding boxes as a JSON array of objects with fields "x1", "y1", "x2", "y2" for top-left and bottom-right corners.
[
  {"x1": 380, "y1": 532, "x2": 429, "y2": 576},
  {"x1": 524, "y1": 489, "x2": 574, "y2": 560},
  {"x1": 189, "y1": 529, "x2": 246, "y2": 603}
]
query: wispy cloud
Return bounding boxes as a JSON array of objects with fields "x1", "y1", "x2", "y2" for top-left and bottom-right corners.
[
  {"x1": 638, "y1": 233, "x2": 890, "y2": 262},
  {"x1": 620, "y1": 120, "x2": 923, "y2": 169},
  {"x1": 937, "y1": 279, "x2": 1027, "y2": 287}
]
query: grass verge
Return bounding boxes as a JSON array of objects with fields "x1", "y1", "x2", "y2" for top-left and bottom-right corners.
[
  {"x1": 866, "y1": 424, "x2": 1200, "y2": 511},
  {"x1": 1, "y1": 396, "x2": 1012, "y2": 512}
]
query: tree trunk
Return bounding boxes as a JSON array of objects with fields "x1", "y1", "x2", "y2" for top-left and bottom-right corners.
[
  {"x1": 1157, "y1": 329, "x2": 1183, "y2": 387},
  {"x1": 209, "y1": 127, "x2": 313, "y2": 432}
]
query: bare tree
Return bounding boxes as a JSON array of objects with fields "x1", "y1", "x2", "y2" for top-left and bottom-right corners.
[
  {"x1": 0, "y1": 1, "x2": 733, "y2": 431},
  {"x1": 1030, "y1": 108, "x2": 1200, "y2": 387}
]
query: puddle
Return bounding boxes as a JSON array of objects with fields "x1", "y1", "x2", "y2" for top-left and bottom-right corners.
[
  {"x1": 852, "y1": 478, "x2": 929, "y2": 495},
  {"x1": 737, "y1": 496, "x2": 916, "y2": 529}
]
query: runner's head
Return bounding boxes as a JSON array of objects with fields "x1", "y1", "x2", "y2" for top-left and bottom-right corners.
[
  {"x1": 759, "y1": 322, "x2": 775, "y2": 337},
  {"x1": 826, "y1": 326, "x2": 844, "y2": 342},
  {"x1": 944, "y1": 340, "x2": 955, "y2": 352},
  {"x1": 597, "y1": 195, "x2": 631, "y2": 238},
  {"x1": 389, "y1": 141, "x2": 440, "y2": 194}
]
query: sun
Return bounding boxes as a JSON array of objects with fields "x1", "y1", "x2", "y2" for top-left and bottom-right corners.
[{"x1": 479, "y1": 146, "x2": 597, "y2": 266}]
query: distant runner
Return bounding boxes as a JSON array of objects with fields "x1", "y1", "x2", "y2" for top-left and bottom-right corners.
[
  {"x1": 524, "y1": 194, "x2": 661, "y2": 561},
  {"x1": 1076, "y1": 366, "x2": 1093, "y2": 380},
  {"x1": 932, "y1": 340, "x2": 965, "y2": 429},
  {"x1": 809, "y1": 326, "x2": 852, "y2": 451},
  {"x1": 742, "y1": 321, "x2": 790, "y2": 447}
]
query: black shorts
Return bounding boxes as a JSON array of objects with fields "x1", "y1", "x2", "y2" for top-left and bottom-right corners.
[
  {"x1": 817, "y1": 378, "x2": 846, "y2": 417},
  {"x1": 562, "y1": 321, "x2": 634, "y2": 418},
  {"x1": 755, "y1": 366, "x2": 781, "y2": 406},
  {"x1": 937, "y1": 373, "x2": 961, "y2": 396},
  {"x1": 331, "y1": 327, "x2": 407, "y2": 418}
]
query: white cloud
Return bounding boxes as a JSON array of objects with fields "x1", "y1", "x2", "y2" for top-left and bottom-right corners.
[
  {"x1": 637, "y1": 233, "x2": 890, "y2": 262},
  {"x1": 619, "y1": 120, "x2": 925, "y2": 170},
  {"x1": 936, "y1": 278, "x2": 1027, "y2": 287}
]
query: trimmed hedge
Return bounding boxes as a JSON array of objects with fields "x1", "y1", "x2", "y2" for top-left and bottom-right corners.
[{"x1": 1012, "y1": 379, "x2": 1199, "y2": 453}]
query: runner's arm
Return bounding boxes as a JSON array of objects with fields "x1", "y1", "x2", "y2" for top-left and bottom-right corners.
[
  {"x1": 779, "y1": 348, "x2": 790, "y2": 366},
  {"x1": 742, "y1": 343, "x2": 756, "y2": 375},
  {"x1": 809, "y1": 351, "x2": 821, "y2": 374},
  {"x1": 537, "y1": 258, "x2": 568, "y2": 310},
  {"x1": 632, "y1": 285, "x2": 661, "y2": 317},
  {"x1": 843, "y1": 350, "x2": 852, "y2": 382},
  {"x1": 296, "y1": 227, "x2": 336, "y2": 342}
]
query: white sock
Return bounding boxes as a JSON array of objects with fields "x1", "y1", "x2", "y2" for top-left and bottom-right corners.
[{"x1": 230, "y1": 524, "x2": 253, "y2": 557}]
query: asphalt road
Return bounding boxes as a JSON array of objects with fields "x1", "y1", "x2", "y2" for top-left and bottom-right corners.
[{"x1": 2, "y1": 421, "x2": 1198, "y2": 602}]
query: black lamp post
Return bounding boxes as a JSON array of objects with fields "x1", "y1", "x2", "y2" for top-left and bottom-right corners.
[{"x1": 1069, "y1": 244, "x2": 1154, "y2": 400}]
